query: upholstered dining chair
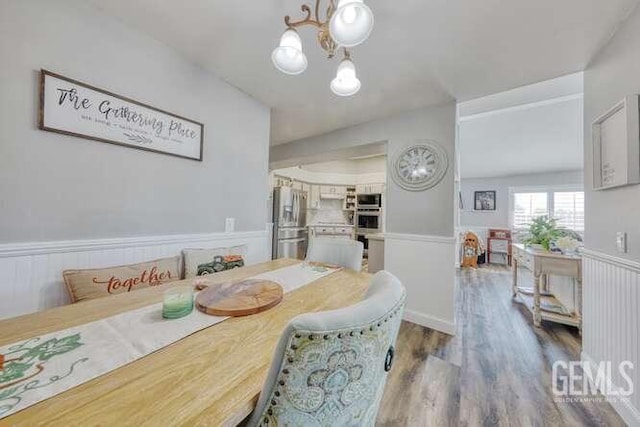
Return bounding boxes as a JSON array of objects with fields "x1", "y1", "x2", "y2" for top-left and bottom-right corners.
[
  {"x1": 247, "y1": 271, "x2": 406, "y2": 427},
  {"x1": 305, "y1": 238, "x2": 364, "y2": 271}
]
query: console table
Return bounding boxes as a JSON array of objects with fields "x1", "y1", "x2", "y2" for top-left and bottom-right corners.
[{"x1": 512, "y1": 244, "x2": 582, "y2": 332}]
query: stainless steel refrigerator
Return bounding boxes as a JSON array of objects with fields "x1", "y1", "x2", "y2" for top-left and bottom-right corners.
[{"x1": 272, "y1": 187, "x2": 308, "y2": 260}]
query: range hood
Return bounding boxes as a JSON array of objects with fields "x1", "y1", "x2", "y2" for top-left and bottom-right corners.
[{"x1": 320, "y1": 193, "x2": 345, "y2": 200}]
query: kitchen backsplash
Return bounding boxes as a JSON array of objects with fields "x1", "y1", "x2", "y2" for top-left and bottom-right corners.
[{"x1": 308, "y1": 199, "x2": 350, "y2": 225}]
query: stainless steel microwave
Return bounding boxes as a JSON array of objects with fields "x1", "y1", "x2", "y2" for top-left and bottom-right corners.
[{"x1": 357, "y1": 193, "x2": 382, "y2": 209}]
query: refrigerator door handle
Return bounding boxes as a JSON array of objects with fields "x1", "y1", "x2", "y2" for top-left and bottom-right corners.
[
  {"x1": 293, "y1": 191, "x2": 297, "y2": 223},
  {"x1": 280, "y1": 238, "x2": 306, "y2": 243}
]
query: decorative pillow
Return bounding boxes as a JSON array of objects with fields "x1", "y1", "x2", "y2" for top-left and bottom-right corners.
[
  {"x1": 182, "y1": 245, "x2": 248, "y2": 278},
  {"x1": 63, "y1": 256, "x2": 181, "y2": 303}
]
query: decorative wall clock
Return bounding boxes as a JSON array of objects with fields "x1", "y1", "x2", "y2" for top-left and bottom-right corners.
[{"x1": 391, "y1": 142, "x2": 448, "y2": 191}]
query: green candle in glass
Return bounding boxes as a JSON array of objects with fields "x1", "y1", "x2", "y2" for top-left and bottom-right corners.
[{"x1": 162, "y1": 286, "x2": 194, "y2": 319}]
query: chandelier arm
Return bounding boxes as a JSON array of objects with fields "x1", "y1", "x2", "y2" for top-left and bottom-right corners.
[
  {"x1": 325, "y1": 0, "x2": 336, "y2": 22},
  {"x1": 315, "y1": 0, "x2": 321, "y2": 23},
  {"x1": 284, "y1": 4, "x2": 323, "y2": 29}
]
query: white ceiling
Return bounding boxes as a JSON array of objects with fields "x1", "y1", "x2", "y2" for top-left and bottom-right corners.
[
  {"x1": 458, "y1": 73, "x2": 584, "y2": 179},
  {"x1": 89, "y1": 0, "x2": 638, "y2": 145}
]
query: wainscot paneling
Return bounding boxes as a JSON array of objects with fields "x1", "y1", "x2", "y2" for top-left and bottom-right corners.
[
  {"x1": 582, "y1": 249, "x2": 640, "y2": 426},
  {"x1": 384, "y1": 233, "x2": 457, "y2": 335},
  {"x1": 0, "y1": 230, "x2": 270, "y2": 320}
]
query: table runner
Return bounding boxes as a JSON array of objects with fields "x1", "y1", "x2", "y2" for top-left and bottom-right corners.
[{"x1": 0, "y1": 262, "x2": 340, "y2": 419}]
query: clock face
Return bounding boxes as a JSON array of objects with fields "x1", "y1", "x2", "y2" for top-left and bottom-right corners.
[{"x1": 391, "y1": 142, "x2": 448, "y2": 191}]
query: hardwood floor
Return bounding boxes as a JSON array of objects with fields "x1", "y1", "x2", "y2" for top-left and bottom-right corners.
[{"x1": 377, "y1": 265, "x2": 625, "y2": 426}]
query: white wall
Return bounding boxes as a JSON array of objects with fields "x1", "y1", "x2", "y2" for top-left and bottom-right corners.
[
  {"x1": 271, "y1": 103, "x2": 457, "y2": 334},
  {"x1": 459, "y1": 170, "x2": 583, "y2": 229},
  {"x1": 301, "y1": 157, "x2": 386, "y2": 175},
  {"x1": 0, "y1": 0, "x2": 270, "y2": 243},
  {"x1": 273, "y1": 166, "x2": 386, "y2": 186},
  {"x1": 583, "y1": 3, "x2": 640, "y2": 424}
]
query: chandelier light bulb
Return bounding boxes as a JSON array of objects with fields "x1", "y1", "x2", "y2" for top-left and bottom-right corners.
[
  {"x1": 342, "y1": 5, "x2": 357, "y2": 24},
  {"x1": 329, "y1": 0, "x2": 374, "y2": 47},
  {"x1": 330, "y1": 57, "x2": 361, "y2": 96},
  {"x1": 271, "y1": 29, "x2": 308, "y2": 75}
]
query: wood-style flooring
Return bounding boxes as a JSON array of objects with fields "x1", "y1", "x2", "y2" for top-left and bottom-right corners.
[{"x1": 377, "y1": 265, "x2": 624, "y2": 426}]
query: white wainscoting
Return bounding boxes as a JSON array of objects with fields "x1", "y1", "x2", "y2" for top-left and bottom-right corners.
[
  {"x1": 384, "y1": 233, "x2": 457, "y2": 335},
  {"x1": 0, "y1": 230, "x2": 271, "y2": 320},
  {"x1": 581, "y1": 249, "x2": 640, "y2": 426}
]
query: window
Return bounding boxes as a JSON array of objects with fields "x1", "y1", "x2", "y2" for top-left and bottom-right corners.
[
  {"x1": 553, "y1": 192, "x2": 584, "y2": 232},
  {"x1": 513, "y1": 192, "x2": 548, "y2": 229},
  {"x1": 510, "y1": 188, "x2": 584, "y2": 232}
]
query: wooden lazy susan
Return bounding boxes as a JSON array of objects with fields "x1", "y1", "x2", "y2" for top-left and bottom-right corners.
[{"x1": 195, "y1": 279, "x2": 283, "y2": 317}]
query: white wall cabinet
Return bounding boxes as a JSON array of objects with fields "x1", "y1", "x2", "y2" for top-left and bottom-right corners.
[
  {"x1": 308, "y1": 185, "x2": 321, "y2": 209},
  {"x1": 356, "y1": 183, "x2": 385, "y2": 194},
  {"x1": 320, "y1": 185, "x2": 347, "y2": 197}
]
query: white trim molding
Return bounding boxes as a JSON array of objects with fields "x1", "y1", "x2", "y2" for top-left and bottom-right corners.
[
  {"x1": 384, "y1": 233, "x2": 456, "y2": 245},
  {"x1": 0, "y1": 230, "x2": 269, "y2": 258},
  {"x1": 0, "y1": 230, "x2": 271, "y2": 320},
  {"x1": 459, "y1": 93, "x2": 584, "y2": 122},
  {"x1": 403, "y1": 309, "x2": 456, "y2": 335},
  {"x1": 582, "y1": 248, "x2": 640, "y2": 273}
]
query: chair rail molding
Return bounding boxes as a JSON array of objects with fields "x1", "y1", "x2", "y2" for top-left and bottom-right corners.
[
  {"x1": 581, "y1": 247, "x2": 640, "y2": 426},
  {"x1": 0, "y1": 230, "x2": 269, "y2": 257},
  {"x1": 582, "y1": 248, "x2": 640, "y2": 272},
  {"x1": 0, "y1": 230, "x2": 271, "y2": 320}
]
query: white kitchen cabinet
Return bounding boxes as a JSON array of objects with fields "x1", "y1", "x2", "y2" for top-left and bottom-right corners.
[
  {"x1": 308, "y1": 225, "x2": 355, "y2": 240},
  {"x1": 368, "y1": 235, "x2": 385, "y2": 273},
  {"x1": 356, "y1": 183, "x2": 385, "y2": 194},
  {"x1": 308, "y1": 185, "x2": 321, "y2": 209},
  {"x1": 320, "y1": 185, "x2": 346, "y2": 195}
]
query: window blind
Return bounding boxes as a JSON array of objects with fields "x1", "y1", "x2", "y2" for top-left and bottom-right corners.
[{"x1": 513, "y1": 192, "x2": 548, "y2": 228}]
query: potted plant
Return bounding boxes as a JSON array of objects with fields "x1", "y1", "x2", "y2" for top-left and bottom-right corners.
[{"x1": 521, "y1": 216, "x2": 562, "y2": 251}]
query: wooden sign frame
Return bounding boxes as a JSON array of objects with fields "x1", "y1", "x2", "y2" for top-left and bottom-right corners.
[{"x1": 39, "y1": 70, "x2": 204, "y2": 161}]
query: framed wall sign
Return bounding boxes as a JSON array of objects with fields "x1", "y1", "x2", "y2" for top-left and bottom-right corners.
[
  {"x1": 39, "y1": 70, "x2": 204, "y2": 161},
  {"x1": 474, "y1": 190, "x2": 496, "y2": 211},
  {"x1": 592, "y1": 94, "x2": 640, "y2": 190}
]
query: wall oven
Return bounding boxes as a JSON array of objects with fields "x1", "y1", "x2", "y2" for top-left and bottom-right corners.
[
  {"x1": 356, "y1": 193, "x2": 382, "y2": 209},
  {"x1": 356, "y1": 210, "x2": 381, "y2": 233}
]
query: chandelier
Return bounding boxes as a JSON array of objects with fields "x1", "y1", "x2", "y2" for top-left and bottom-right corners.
[{"x1": 272, "y1": 0, "x2": 374, "y2": 97}]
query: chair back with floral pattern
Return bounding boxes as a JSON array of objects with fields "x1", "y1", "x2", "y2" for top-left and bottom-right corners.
[{"x1": 247, "y1": 271, "x2": 405, "y2": 426}]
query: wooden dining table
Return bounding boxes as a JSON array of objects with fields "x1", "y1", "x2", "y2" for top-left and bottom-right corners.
[{"x1": 0, "y1": 258, "x2": 370, "y2": 426}]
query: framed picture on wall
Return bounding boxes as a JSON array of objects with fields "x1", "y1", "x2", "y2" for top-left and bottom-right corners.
[
  {"x1": 474, "y1": 190, "x2": 496, "y2": 211},
  {"x1": 39, "y1": 70, "x2": 204, "y2": 161}
]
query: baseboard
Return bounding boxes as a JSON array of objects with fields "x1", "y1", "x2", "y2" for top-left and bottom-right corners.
[
  {"x1": 403, "y1": 309, "x2": 456, "y2": 336},
  {"x1": 582, "y1": 351, "x2": 640, "y2": 426},
  {"x1": 0, "y1": 230, "x2": 269, "y2": 258}
]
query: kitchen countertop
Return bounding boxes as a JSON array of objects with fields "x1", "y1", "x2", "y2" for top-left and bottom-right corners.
[
  {"x1": 366, "y1": 233, "x2": 385, "y2": 241},
  {"x1": 308, "y1": 223, "x2": 355, "y2": 227}
]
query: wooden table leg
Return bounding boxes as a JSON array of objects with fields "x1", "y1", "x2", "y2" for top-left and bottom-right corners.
[
  {"x1": 512, "y1": 257, "x2": 518, "y2": 297},
  {"x1": 533, "y1": 272, "x2": 542, "y2": 327}
]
